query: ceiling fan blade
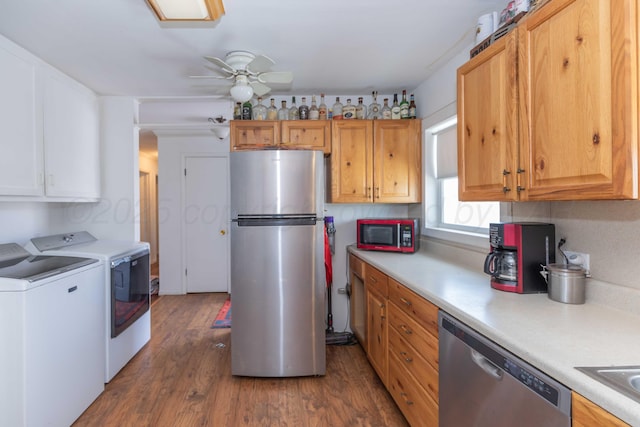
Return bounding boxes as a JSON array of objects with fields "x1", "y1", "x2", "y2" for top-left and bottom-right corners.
[
  {"x1": 204, "y1": 56, "x2": 236, "y2": 73},
  {"x1": 258, "y1": 71, "x2": 293, "y2": 85},
  {"x1": 188, "y1": 75, "x2": 232, "y2": 79},
  {"x1": 246, "y1": 54, "x2": 275, "y2": 73},
  {"x1": 249, "y1": 81, "x2": 272, "y2": 97}
]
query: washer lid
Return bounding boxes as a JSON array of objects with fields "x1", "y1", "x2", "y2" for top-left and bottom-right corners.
[{"x1": 0, "y1": 243, "x2": 97, "y2": 282}]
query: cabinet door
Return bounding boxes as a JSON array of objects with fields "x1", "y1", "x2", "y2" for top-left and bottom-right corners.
[
  {"x1": 457, "y1": 30, "x2": 519, "y2": 201},
  {"x1": 349, "y1": 254, "x2": 366, "y2": 345},
  {"x1": 0, "y1": 39, "x2": 43, "y2": 196},
  {"x1": 230, "y1": 120, "x2": 279, "y2": 150},
  {"x1": 572, "y1": 392, "x2": 629, "y2": 427},
  {"x1": 518, "y1": 0, "x2": 637, "y2": 200},
  {"x1": 373, "y1": 120, "x2": 422, "y2": 203},
  {"x1": 43, "y1": 70, "x2": 100, "y2": 199},
  {"x1": 366, "y1": 288, "x2": 387, "y2": 385},
  {"x1": 328, "y1": 120, "x2": 373, "y2": 203},
  {"x1": 281, "y1": 120, "x2": 331, "y2": 154}
]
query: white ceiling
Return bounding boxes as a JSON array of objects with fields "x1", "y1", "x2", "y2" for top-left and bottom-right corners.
[{"x1": 0, "y1": 0, "x2": 506, "y2": 100}]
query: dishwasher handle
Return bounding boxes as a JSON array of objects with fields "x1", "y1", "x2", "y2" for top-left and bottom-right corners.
[{"x1": 471, "y1": 349, "x2": 503, "y2": 380}]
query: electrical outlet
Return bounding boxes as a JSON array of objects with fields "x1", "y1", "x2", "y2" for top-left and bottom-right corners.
[{"x1": 563, "y1": 250, "x2": 590, "y2": 274}]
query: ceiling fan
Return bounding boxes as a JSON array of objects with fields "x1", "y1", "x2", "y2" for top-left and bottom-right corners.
[{"x1": 190, "y1": 51, "x2": 293, "y2": 102}]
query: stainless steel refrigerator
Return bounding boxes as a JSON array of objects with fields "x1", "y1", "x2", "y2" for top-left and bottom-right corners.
[{"x1": 230, "y1": 150, "x2": 326, "y2": 377}]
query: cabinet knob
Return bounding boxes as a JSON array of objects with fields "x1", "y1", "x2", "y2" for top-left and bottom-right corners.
[{"x1": 400, "y1": 297, "x2": 412, "y2": 307}]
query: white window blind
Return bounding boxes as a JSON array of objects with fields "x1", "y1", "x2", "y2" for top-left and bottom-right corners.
[{"x1": 434, "y1": 120, "x2": 458, "y2": 179}]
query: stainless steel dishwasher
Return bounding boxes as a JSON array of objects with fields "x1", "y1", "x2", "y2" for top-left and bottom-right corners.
[{"x1": 439, "y1": 312, "x2": 571, "y2": 427}]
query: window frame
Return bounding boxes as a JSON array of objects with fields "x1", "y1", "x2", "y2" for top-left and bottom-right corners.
[{"x1": 422, "y1": 102, "x2": 499, "y2": 251}]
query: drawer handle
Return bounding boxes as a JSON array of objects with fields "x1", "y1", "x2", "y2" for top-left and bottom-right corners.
[
  {"x1": 400, "y1": 352, "x2": 413, "y2": 362},
  {"x1": 400, "y1": 297, "x2": 412, "y2": 307},
  {"x1": 401, "y1": 325, "x2": 413, "y2": 335},
  {"x1": 400, "y1": 393, "x2": 414, "y2": 405},
  {"x1": 68, "y1": 285, "x2": 78, "y2": 293}
]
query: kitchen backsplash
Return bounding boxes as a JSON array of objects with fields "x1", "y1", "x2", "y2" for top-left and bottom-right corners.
[{"x1": 508, "y1": 200, "x2": 640, "y2": 293}]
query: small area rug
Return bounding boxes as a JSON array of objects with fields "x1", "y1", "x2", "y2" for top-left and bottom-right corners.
[{"x1": 211, "y1": 297, "x2": 231, "y2": 328}]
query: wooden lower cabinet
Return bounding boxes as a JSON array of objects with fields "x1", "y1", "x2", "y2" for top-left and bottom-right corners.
[
  {"x1": 365, "y1": 264, "x2": 388, "y2": 385},
  {"x1": 572, "y1": 392, "x2": 629, "y2": 427},
  {"x1": 361, "y1": 260, "x2": 438, "y2": 426}
]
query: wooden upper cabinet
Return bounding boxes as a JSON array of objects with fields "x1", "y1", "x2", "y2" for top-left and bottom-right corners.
[
  {"x1": 328, "y1": 120, "x2": 374, "y2": 203},
  {"x1": 230, "y1": 120, "x2": 279, "y2": 150},
  {"x1": 457, "y1": 0, "x2": 638, "y2": 201},
  {"x1": 328, "y1": 119, "x2": 422, "y2": 203},
  {"x1": 457, "y1": 29, "x2": 519, "y2": 201},
  {"x1": 230, "y1": 120, "x2": 330, "y2": 154},
  {"x1": 518, "y1": 0, "x2": 637, "y2": 200},
  {"x1": 281, "y1": 120, "x2": 331, "y2": 154},
  {"x1": 374, "y1": 119, "x2": 422, "y2": 203}
]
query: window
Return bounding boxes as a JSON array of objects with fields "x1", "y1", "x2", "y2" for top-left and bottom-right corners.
[{"x1": 423, "y1": 106, "x2": 499, "y2": 244}]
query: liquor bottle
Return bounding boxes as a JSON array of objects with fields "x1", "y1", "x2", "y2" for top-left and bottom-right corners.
[
  {"x1": 288, "y1": 96, "x2": 299, "y2": 120},
  {"x1": 233, "y1": 102, "x2": 242, "y2": 120},
  {"x1": 409, "y1": 94, "x2": 417, "y2": 119},
  {"x1": 391, "y1": 94, "x2": 401, "y2": 119},
  {"x1": 241, "y1": 99, "x2": 253, "y2": 120},
  {"x1": 381, "y1": 98, "x2": 392, "y2": 119},
  {"x1": 266, "y1": 98, "x2": 278, "y2": 120},
  {"x1": 332, "y1": 97, "x2": 343, "y2": 120},
  {"x1": 342, "y1": 98, "x2": 356, "y2": 119},
  {"x1": 298, "y1": 97, "x2": 310, "y2": 120},
  {"x1": 252, "y1": 97, "x2": 267, "y2": 120},
  {"x1": 278, "y1": 100, "x2": 288, "y2": 120},
  {"x1": 355, "y1": 97, "x2": 366, "y2": 120},
  {"x1": 367, "y1": 91, "x2": 381, "y2": 119},
  {"x1": 318, "y1": 94, "x2": 328, "y2": 120},
  {"x1": 309, "y1": 95, "x2": 319, "y2": 120},
  {"x1": 400, "y1": 90, "x2": 409, "y2": 119}
]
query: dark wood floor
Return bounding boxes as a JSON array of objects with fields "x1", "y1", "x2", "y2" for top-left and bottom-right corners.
[{"x1": 73, "y1": 293, "x2": 408, "y2": 427}]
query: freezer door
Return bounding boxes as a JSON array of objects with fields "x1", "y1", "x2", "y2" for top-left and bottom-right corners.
[
  {"x1": 230, "y1": 221, "x2": 326, "y2": 377},
  {"x1": 230, "y1": 150, "x2": 324, "y2": 217}
]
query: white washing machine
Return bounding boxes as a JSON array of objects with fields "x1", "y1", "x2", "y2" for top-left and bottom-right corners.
[
  {"x1": 0, "y1": 243, "x2": 105, "y2": 426},
  {"x1": 26, "y1": 231, "x2": 151, "y2": 382}
]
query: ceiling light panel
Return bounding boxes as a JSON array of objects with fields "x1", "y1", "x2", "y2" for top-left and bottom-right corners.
[{"x1": 146, "y1": 0, "x2": 225, "y2": 21}]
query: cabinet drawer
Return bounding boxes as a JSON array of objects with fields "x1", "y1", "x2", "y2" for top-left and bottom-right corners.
[
  {"x1": 388, "y1": 303, "x2": 438, "y2": 371},
  {"x1": 365, "y1": 264, "x2": 388, "y2": 297},
  {"x1": 388, "y1": 351, "x2": 438, "y2": 427},
  {"x1": 349, "y1": 254, "x2": 365, "y2": 280},
  {"x1": 388, "y1": 278, "x2": 438, "y2": 336},
  {"x1": 388, "y1": 326, "x2": 438, "y2": 403}
]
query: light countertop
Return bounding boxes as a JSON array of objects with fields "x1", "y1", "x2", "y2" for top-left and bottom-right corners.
[{"x1": 349, "y1": 246, "x2": 640, "y2": 426}]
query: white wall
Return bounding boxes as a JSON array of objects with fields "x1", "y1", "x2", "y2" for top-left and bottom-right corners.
[
  {"x1": 156, "y1": 130, "x2": 229, "y2": 295},
  {"x1": 52, "y1": 97, "x2": 141, "y2": 241},
  {"x1": 0, "y1": 202, "x2": 52, "y2": 244}
]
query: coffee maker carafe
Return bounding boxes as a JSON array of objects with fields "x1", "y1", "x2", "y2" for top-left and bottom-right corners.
[{"x1": 484, "y1": 223, "x2": 555, "y2": 293}]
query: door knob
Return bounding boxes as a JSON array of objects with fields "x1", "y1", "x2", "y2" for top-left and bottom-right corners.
[{"x1": 220, "y1": 230, "x2": 226, "y2": 235}]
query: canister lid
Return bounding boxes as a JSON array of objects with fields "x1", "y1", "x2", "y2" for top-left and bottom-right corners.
[{"x1": 546, "y1": 263, "x2": 586, "y2": 276}]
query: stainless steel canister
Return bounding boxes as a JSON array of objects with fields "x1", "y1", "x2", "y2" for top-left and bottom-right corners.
[{"x1": 540, "y1": 263, "x2": 587, "y2": 304}]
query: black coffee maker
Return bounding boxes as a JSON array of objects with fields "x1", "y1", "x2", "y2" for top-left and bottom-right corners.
[{"x1": 484, "y1": 222, "x2": 555, "y2": 293}]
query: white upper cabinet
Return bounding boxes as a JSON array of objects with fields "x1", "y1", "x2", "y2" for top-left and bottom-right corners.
[
  {"x1": 43, "y1": 69, "x2": 100, "y2": 199},
  {"x1": 0, "y1": 39, "x2": 43, "y2": 196},
  {"x1": 0, "y1": 35, "x2": 100, "y2": 201}
]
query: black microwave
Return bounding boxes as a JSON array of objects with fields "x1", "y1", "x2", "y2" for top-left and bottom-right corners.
[{"x1": 356, "y1": 218, "x2": 420, "y2": 253}]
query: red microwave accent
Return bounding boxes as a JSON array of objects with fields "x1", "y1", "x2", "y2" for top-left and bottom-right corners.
[{"x1": 357, "y1": 218, "x2": 420, "y2": 253}]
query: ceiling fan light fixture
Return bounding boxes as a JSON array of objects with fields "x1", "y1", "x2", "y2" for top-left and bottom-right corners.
[
  {"x1": 230, "y1": 76, "x2": 254, "y2": 103},
  {"x1": 146, "y1": 0, "x2": 224, "y2": 21}
]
